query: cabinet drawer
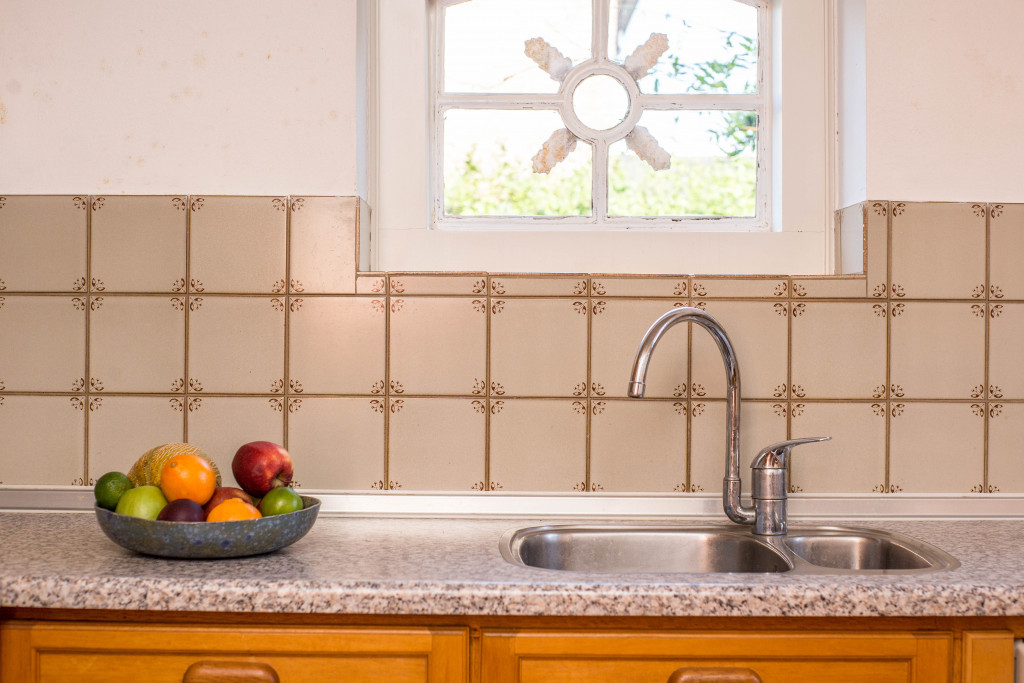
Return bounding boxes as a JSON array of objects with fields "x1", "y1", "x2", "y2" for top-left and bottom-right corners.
[
  {"x1": 481, "y1": 630, "x2": 953, "y2": 683},
  {"x1": 0, "y1": 621, "x2": 467, "y2": 683}
]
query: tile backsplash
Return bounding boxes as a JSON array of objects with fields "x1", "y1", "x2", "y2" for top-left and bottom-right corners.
[{"x1": 0, "y1": 196, "x2": 1017, "y2": 495}]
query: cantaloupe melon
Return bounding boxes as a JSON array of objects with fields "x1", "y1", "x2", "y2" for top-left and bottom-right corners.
[{"x1": 127, "y1": 442, "x2": 222, "y2": 488}]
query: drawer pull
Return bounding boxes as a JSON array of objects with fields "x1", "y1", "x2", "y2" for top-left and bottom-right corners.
[
  {"x1": 667, "y1": 667, "x2": 763, "y2": 683},
  {"x1": 183, "y1": 660, "x2": 281, "y2": 683}
]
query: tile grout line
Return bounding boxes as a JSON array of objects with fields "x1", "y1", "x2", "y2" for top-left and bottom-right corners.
[
  {"x1": 884, "y1": 200, "x2": 893, "y2": 492},
  {"x1": 183, "y1": 196, "x2": 193, "y2": 444},
  {"x1": 282, "y1": 196, "x2": 292, "y2": 451},
  {"x1": 584, "y1": 277, "x2": 593, "y2": 493},
  {"x1": 83, "y1": 195, "x2": 93, "y2": 485},
  {"x1": 983, "y1": 203, "x2": 991, "y2": 491},
  {"x1": 483, "y1": 276, "x2": 492, "y2": 491},
  {"x1": 383, "y1": 275, "x2": 392, "y2": 489},
  {"x1": 685, "y1": 278, "x2": 693, "y2": 492}
]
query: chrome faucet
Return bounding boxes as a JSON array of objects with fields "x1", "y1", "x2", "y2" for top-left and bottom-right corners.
[{"x1": 627, "y1": 307, "x2": 828, "y2": 534}]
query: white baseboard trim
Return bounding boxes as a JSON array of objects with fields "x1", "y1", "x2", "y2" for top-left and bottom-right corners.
[{"x1": 2, "y1": 486, "x2": 1023, "y2": 520}]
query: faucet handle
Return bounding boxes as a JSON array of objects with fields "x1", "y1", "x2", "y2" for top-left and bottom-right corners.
[{"x1": 751, "y1": 436, "x2": 831, "y2": 470}]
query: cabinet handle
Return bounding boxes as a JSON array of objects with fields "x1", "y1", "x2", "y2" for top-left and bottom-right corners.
[
  {"x1": 182, "y1": 660, "x2": 281, "y2": 683},
  {"x1": 667, "y1": 667, "x2": 763, "y2": 683}
]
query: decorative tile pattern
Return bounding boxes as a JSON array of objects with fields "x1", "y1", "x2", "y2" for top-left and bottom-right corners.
[{"x1": 0, "y1": 196, "x2": 1020, "y2": 495}]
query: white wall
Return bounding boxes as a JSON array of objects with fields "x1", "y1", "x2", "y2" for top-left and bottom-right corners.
[
  {"x1": 864, "y1": 0, "x2": 1024, "y2": 201},
  {"x1": 2, "y1": 0, "x2": 1022, "y2": 203},
  {"x1": 0, "y1": 0, "x2": 360, "y2": 195}
]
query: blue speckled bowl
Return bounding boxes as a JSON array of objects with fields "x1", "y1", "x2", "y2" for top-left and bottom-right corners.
[{"x1": 95, "y1": 496, "x2": 320, "y2": 559}]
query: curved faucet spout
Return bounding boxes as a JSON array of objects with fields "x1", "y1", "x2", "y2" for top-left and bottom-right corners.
[{"x1": 627, "y1": 307, "x2": 755, "y2": 525}]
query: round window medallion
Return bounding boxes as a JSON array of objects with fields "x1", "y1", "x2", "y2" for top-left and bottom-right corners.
[{"x1": 571, "y1": 74, "x2": 631, "y2": 132}]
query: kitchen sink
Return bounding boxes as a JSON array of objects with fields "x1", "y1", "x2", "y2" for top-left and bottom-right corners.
[{"x1": 500, "y1": 525, "x2": 958, "y2": 575}]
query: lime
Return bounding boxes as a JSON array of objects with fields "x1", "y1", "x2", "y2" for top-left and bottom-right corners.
[
  {"x1": 258, "y1": 486, "x2": 303, "y2": 517},
  {"x1": 114, "y1": 485, "x2": 168, "y2": 520},
  {"x1": 94, "y1": 471, "x2": 133, "y2": 511}
]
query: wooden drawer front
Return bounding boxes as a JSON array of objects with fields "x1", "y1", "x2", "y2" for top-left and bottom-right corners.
[
  {"x1": 481, "y1": 630, "x2": 953, "y2": 683},
  {"x1": 0, "y1": 622, "x2": 467, "y2": 683}
]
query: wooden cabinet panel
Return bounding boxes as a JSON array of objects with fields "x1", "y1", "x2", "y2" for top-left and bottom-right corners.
[
  {"x1": 481, "y1": 630, "x2": 954, "y2": 683},
  {"x1": 0, "y1": 622, "x2": 467, "y2": 683},
  {"x1": 961, "y1": 631, "x2": 1014, "y2": 683}
]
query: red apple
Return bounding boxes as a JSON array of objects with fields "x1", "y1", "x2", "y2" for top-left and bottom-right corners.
[
  {"x1": 232, "y1": 441, "x2": 293, "y2": 497},
  {"x1": 202, "y1": 486, "x2": 254, "y2": 518}
]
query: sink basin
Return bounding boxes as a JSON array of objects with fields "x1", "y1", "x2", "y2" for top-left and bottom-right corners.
[
  {"x1": 500, "y1": 525, "x2": 958, "y2": 575},
  {"x1": 505, "y1": 526, "x2": 791, "y2": 574}
]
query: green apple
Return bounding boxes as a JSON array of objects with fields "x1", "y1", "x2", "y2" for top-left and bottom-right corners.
[
  {"x1": 114, "y1": 485, "x2": 168, "y2": 520},
  {"x1": 258, "y1": 486, "x2": 303, "y2": 517}
]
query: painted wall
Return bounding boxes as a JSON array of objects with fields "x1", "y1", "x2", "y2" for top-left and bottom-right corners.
[
  {"x1": 2, "y1": 0, "x2": 1023, "y2": 201},
  {"x1": 0, "y1": 0, "x2": 359, "y2": 195}
]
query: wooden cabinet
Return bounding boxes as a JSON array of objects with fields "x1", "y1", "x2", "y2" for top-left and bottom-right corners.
[
  {"x1": 480, "y1": 629, "x2": 955, "y2": 682},
  {"x1": 0, "y1": 615, "x2": 1016, "y2": 683},
  {"x1": 0, "y1": 621, "x2": 468, "y2": 683}
]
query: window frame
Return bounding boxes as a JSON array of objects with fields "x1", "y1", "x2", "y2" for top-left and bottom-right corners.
[
  {"x1": 432, "y1": 0, "x2": 771, "y2": 232},
  {"x1": 367, "y1": 0, "x2": 838, "y2": 275}
]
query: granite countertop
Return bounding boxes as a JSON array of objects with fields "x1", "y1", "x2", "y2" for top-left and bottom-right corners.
[{"x1": 2, "y1": 512, "x2": 1024, "y2": 618}]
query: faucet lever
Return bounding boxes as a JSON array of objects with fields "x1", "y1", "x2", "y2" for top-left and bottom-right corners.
[{"x1": 750, "y1": 436, "x2": 830, "y2": 536}]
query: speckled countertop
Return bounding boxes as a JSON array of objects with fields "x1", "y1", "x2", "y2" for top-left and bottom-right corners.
[{"x1": 2, "y1": 512, "x2": 1024, "y2": 617}]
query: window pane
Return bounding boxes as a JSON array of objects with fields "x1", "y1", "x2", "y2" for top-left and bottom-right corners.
[
  {"x1": 610, "y1": 0, "x2": 758, "y2": 95},
  {"x1": 444, "y1": 0, "x2": 592, "y2": 94},
  {"x1": 443, "y1": 109, "x2": 592, "y2": 217},
  {"x1": 608, "y1": 110, "x2": 757, "y2": 217}
]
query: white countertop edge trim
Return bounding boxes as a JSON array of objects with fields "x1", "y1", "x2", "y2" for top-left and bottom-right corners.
[{"x1": 2, "y1": 487, "x2": 1023, "y2": 520}]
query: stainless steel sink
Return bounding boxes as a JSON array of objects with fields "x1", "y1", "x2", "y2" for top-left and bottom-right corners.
[{"x1": 500, "y1": 525, "x2": 958, "y2": 575}]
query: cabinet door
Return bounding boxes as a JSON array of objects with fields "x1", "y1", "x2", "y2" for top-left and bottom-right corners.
[
  {"x1": 481, "y1": 630, "x2": 953, "y2": 683},
  {"x1": 0, "y1": 622, "x2": 467, "y2": 683}
]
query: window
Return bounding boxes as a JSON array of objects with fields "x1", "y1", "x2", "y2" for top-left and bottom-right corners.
[
  {"x1": 369, "y1": 0, "x2": 837, "y2": 274},
  {"x1": 437, "y1": 0, "x2": 769, "y2": 229}
]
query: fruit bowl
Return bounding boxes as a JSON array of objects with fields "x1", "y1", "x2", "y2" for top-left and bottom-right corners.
[{"x1": 94, "y1": 496, "x2": 321, "y2": 559}]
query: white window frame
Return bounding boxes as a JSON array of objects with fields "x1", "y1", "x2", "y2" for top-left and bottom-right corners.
[
  {"x1": 433, "y1": 0, "x2": 770, "y2": 232},
  {"x1": 367, "y1": 0, "x2": 837, "y2": 275}
]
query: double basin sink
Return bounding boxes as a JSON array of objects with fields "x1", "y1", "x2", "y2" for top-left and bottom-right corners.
[{"x1": 500, "y1": 524, "x2": 958, "y2": 575}]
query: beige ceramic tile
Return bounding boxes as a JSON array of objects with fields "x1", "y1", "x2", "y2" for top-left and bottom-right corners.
[
  {"x1": 889, "y1": 202, "x2": 986, "y2": 299},
  {"x1": 791, "y1": 302, "x2": 887, "y2": 399},
  {"x1": 988, "y1": 303, "x2": 1024, "y2": 399},
  {"x1": 390, "y1": 274, "x2": 489, "y2": 296},
  {"x1": 689, "y1": 400, "x2": 787, "y2": 494},
  {"x1": 286, "y1": 397, "x2": 384, "y2": 490},
  {"x1": 289, "y1": 196, "x2": 357, "y2": 294},
  {"x1": 189, "y1": 196, "x2": 287, "y2": 293},
  {"x1": 790, "y1": 276, "x2": 867, "y2": 299},
  {"x1": 289, "y1": 297, "x2": 386, "y2": 395},
  {"x1": 691, "y1": 277, "x2": 788, "y2": 299},
  {"x1": 90, "y1": 196, "x2": 187, "y2": 293},
  {"x1": 0, "y1": 195, "x2": 87, "y2": 292},
  {"x1": 590, "y1": 276, "x2": 688, "y2": 298},
  {"x1": 0, "y1": 296, "x2": 85, "y2": 392},
  {"x1": 987, "y1": 402, "x2": 1024, "y2": 493},
  {"x1": 187, "y1": 296, "x2": 285, "y2": 394},
  {"x1": 690, "y1": 300, "x2": 788, "y2": 400},
  {"x1": 89, "y1": 296, "x2": 185, "y2": 393},
  {"x1": 864, "y1": 201, "x2": 889, "y2": 299},
  {"x1": 184, "y1": 396, "x2": 286, "y2": 489},
  {"x1": 589, "y1": 399, "x2": 687, "y2": 492},
  {"x1": 789, "y1": 402, "x2": 886, "y2": 493},
  {"x1": 989, "y1": 203, "x2": 1024, "y2": 300},
  {"x1": 0, "y1": 396, "x2": 84, "y2": 485},
  {"x1": 490, "y1": 298, "x2": 588, "y2": 397},
  {"x1": 388, "y1": 297, "x2": 487, "y2": 395},
  {"x1": 356, "y1": 274, "x2": 388, "y2": 295},
  {"x1": 590, "y1": 299, "x2": 688, "y2": 399},
  {"x1": 889, "y1": 302, "x2": 985, "y2": 399},
  {"x1": 889, "y1": 402, "x2": 983, "y2": 493},
  {"x1": 837, "y1": 202, "x2": 866, "y2": 275},
  {"x1": 87, "y1": 396, "x2": 186, "y2": 479},
  {"x1": 488, "y1": 399, "x2": 587, "y2": 491},
  {"x1": 491, "y1": 275, "x2": 589, "y2": 297},
  {"x1": 387, "y1": 398, "x2": 485, "y2": 490}
]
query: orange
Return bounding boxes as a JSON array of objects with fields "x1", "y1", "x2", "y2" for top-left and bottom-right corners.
[
  {"x1": 206, "y1": 497, "x2": 262, "y2": 522},
  {"x1": 159, "y1": 453, "x2": 217, "y2": 505},
  {"x1": 129, "y1": 442, "x2": 222, "y2": 488}
]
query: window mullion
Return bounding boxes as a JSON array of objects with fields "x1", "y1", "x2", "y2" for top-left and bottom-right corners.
[
  {"x1": 593, "y1": 0, "x2": 608, "y2": 60},
  {"x1": 593, "y1": 138, "x2": 609, "y2": 224},
  {"x1": 437, "y1": 94, "x2": 563, "y2": 109},
  {"x1": 637, "y1": 94, "x2": 763, "y2": 110}
]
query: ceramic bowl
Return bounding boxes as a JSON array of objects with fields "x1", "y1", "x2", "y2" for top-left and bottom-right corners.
[{"x1": 95, "y1": 496, "x2": 321, "y2": 559}]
